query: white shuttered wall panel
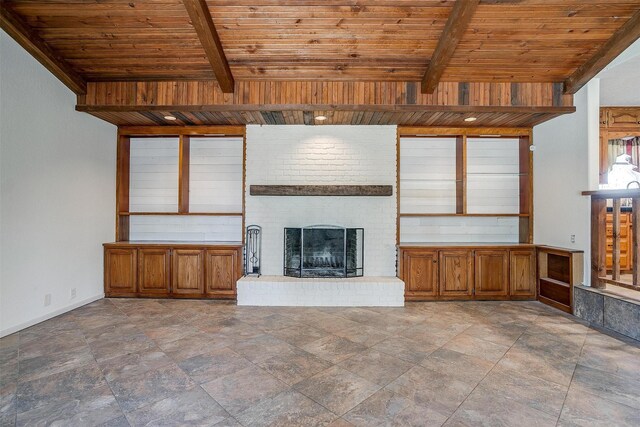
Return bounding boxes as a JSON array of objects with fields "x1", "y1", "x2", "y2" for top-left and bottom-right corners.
[
  {"x1": 400, "y1": 137, "x2": 457, "y2": 214},
  {"x1": 129, "y1": 215, "x2": 242, "y2": 242},
  {"x1": 467, "y1": 138, "x2": 520, "y2": 214},
  {"x1": 189, "y1": 137, "x2": 243, "y2": 213},
  {"x1": 129, "y1": 137, "x2": 179, "y2": 212},
  {"x1": 400, "y1": 216, "x2": 519, "y2": 243}
]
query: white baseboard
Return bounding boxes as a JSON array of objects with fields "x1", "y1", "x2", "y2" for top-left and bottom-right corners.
[{"x1": 0, "y1": 293, "x2": 105, "y2": 338}]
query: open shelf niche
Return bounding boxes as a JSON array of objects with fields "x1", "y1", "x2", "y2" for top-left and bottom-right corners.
[
  {"x1": 116, "y1": 126, "x2": 246, "y2": 243},
  {"x1": 397, "y1": 127, "x2": 532, "y2": 244}
]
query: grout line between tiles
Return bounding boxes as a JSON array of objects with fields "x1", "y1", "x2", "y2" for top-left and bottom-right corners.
[{"x1": 441, "y1": 312, "x2": 537, "y2": 425}]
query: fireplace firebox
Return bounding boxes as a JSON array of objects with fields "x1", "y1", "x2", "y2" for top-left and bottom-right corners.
[{"x1": 284, "y1": 226, "x2": 364, "y2": 278}]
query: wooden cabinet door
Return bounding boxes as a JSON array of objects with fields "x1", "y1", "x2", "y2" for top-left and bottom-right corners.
[
  {"x1": 510, "y1": 249, "x2": 536, "y2": 298},
  {"x1": 172, "y1": 249, "x2": 204, "y2": 296},
  {"x1": 439, "y1": 250, "x2": 473, "y2": 297},
  {"x1": 205, "y1": 249, "x2": 240, "y2": 298},
  {"x1": 402, "y1": 250, "x2": 438, "y2": 298},
  {"x1": 608, "y1": 109, "x2": 640, "y2": 128},
  {"x1": 475, "y1": 250, "x2": 509, "y2": 297},
  {"x1": 606, "y1": 213, "x2": 632, "y2": 270},
  {"x1": 138, "y1": 248, "x2": 170, "y2": 295},
  {"x1": 105, "y1": 248, "x2": 137, "y2": 296}
]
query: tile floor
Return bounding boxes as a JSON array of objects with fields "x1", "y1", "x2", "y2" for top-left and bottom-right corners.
[{"x1": 1, "y1": 299, "x2": 639, "y2": 426}]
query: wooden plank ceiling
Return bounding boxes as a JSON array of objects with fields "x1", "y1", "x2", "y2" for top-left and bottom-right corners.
[{"x1": 3, "y1": 0, "x2": 640, "y2": 127}]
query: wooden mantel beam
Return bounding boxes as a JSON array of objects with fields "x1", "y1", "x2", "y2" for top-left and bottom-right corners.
[
  {"x1": 183, "y1": 0, "x2": 234, "y2": 93},
  {"x1": 564, "y1": 9, "x2": 640, "y2": 95},
  {"x1": 421, "y1": 0, "x2": 480, "y2": 94},
  {"x1": 0, "y1": 6, "x2": 86, "y2": 95}
]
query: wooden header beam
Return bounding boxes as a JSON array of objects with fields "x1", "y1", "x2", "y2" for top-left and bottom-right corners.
[
  {"x1": 398, "y1": 126, "x2": 532, "y2": 136},
  {"x1": 564, "y1": 9, "x2": 640, "y2": 95},
  {"x1": 421, "y1": 0, "x2": 480, "y2": 94},
  {"x1": 0, "y1": 6, "x2": 86, "y2": 95},
  {"x1": 118, "y1": 125, "x2": 245, "y2": 136},
  {"x1": 183, "y1": 0, "x2": 234, "y2": 93}
]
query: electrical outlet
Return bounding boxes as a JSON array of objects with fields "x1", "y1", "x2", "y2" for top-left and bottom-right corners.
[
  {"x1": 70, "y1": 288, "x2": 77, "y2": 299},
  {"x1": 44, "y1": 294, "x2": 52, "y2": 306},
  {"x1": 570, "y1": 234, "x2": 576, "y2": 243}
]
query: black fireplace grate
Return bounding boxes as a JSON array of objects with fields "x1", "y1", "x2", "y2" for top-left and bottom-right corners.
[{"x1": 284, "y1": 226, "x2": 363, "y2": 278}]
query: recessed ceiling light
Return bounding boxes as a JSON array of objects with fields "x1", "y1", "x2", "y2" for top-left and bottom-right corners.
[
  {"x1": 315, "y1": 115, "x2": 327, "y2": 121},
  {"x1": 164, "y1": 115, "x2": 177, "y2": 121},
  {"x1": 464, "y1": 117, "x2": 477, "y2": 122}
]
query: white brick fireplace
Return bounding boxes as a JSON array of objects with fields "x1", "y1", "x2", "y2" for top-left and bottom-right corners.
[{"x1": 238, "y1": 125, "x2": 403, "y2": 306}]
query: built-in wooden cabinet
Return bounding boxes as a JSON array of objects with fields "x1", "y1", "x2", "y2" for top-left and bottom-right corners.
[
  {"x1": 509, "y1": 249, "x2": 537, "y2": 298},
  {"x1": 172, "y1": 249, "x2": 205, "y2": 296},
  {"x1": 104, "y1": 242, "x2": 243, "y2": 299},
  {"x1": 138, "y1": 248, "x2": 171, "y2": 295},
  {"x1": 205, "y1": 249, "x2": 241, "y2": 298},
  {"x1": 399, "y1": 244, "x2": 536, "y2": 301},
  {"x1": 439, "y1": 250, "x2": 474, "y2": 297},
  {"x1": 474, "y1": 250, "x2": 509, "y2": 298},
  {"x1": 537, "y1": 246, "x2": 584, "y2": 313},
  {"x1": 605, "y1": 108, "x2": 640, "y2": 129},
  {"x1": 104, "y1": 248, "x2": 137, "y2": 296},
  {"x1": 599, "y1": 107, "x2": 640, "y2": 185},
  {"x1": 402, "y1": 250, "x2": 439, "y2": 298}
]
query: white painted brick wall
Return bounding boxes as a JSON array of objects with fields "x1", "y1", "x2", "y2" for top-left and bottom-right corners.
[{"x1": 245, "y1": 125, "x2": 397, "y2": 276}]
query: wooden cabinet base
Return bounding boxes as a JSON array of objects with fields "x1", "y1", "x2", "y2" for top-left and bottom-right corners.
[
  {"x1": 104, "y1": 242, "x2": 243, "y2": 299},
  {"x1": 399, "y1": 245, "x2": 537, "y2": 301},
  {"x1": 104, "y1": 248, "x2": 137, "y2": 297}
]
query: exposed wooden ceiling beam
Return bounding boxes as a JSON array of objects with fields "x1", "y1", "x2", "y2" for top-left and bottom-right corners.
[
  {"x1": 0, "y1": 6, "x2": 86, "y2": 95},
  {"x1": 183, "y1": 0, "x2": 234, "y2": 93},
  {"x1": 564, "y1": 9, "x2": 640, "y2": 95},
  {"x1": 421, "y1": 0, "x2": 480, "y2": 94}
]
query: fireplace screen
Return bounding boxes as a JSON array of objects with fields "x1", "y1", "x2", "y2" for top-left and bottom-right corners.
[{"x1": 284, "y1": 226, "x2": 364, "y2": 278}]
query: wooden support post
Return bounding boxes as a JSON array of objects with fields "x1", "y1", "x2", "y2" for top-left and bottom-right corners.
[
  {"x1": 396, "y1": 129, "x2": 401, "y2": 245},
  {"x1": 612, "y1": 198, "x2": 621, "y2": 280},
  {"x1": 242, "y1": 132, "x2": 247, "y2": 245},
  {"x1": 590, "y1": 198, "x2": 607, "y2": 289},
  {"x1": 519, "y1": 135, "x2": 533, "y2": 243},
  {"x1": 455, "y1": 135, "x2": 466, "y2": 215},
  {"x1": 116, "y1": 135, "x2": 131, "y2": 241},
  {"x1": 632, "y1": 197, "x2": 640, "y2": 288},
  {"x1": 178, "y1": 135, "x2": 190, "y2": 214}
]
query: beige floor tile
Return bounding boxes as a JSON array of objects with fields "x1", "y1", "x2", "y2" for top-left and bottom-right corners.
[
  {"x1": 201, "y1": 366, "x2": 288, "y2": 416},
  {"x1": 445, "y1": 386, "x2": 558, "y2": 427},
  {"x1": 441, "y1": 334, "x2": 510, "y2": 363},
  {"x1": 338, "y1": 349, "x2": 413, "y2": 387},
  {"x1": 294, "y1": 366, "x2": 381, "y2": 416},
  {"x1": 558, "y1": 387, "x2": 640, "y2": 427},
  {"x1": 236, "y1": 389, "x2": 336, "y2": 427},
  {"x1": 302, "y1": 335, "x2": 368, "y2": 364},
  {"x1": 6, "y1": 298, "x2": 640, "y2": 427},
  {"x1": 344, "y1": 389, "x2": 448, "y2": 427}
]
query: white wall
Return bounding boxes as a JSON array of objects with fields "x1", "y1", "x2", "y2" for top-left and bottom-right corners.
[
  {"x1": 245, "y1": 125, "x2": 397, "y2": 276},
  {"x1": 0, "y1": 31, "x2": 116, "y2": 336},
  {"x1": 598, "y1": 39, "x2": 640, "y2": 106},
  {"x1": 533, "y1": 80, "x2": 600, "y2": 285}
]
